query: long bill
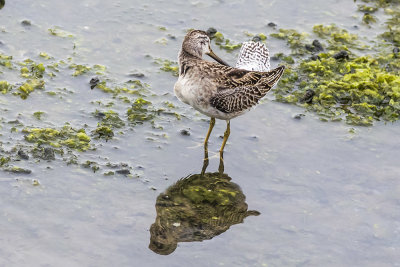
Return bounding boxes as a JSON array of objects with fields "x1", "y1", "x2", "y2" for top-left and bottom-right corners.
[{"x1": 206, "y1": 49, "x2": 230, "y2": 67}]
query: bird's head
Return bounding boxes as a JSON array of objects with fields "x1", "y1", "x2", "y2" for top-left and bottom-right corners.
[{"x1": 182, "y1": 30, "x2": 229, "y2": 66}]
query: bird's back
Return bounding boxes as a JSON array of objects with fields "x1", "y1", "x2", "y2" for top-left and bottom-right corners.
[{"x1": 209, "y1": 41, "x2": 284, "y2": 118}]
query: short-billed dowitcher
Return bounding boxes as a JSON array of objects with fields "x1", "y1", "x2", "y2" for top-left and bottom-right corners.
[{"x1": 174, "y1": 30, "x2": 285, "y2": 159}]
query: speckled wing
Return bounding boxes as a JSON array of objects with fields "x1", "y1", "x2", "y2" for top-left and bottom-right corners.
[
  {"x1": 235, "y1": 41, "x2": 270, "y2": 72},
  {"x1": 210, "y1": 66, "x2": 285, "y2": 114}
]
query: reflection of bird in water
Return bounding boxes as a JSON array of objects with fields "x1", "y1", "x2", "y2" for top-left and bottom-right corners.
[
  {"x1": 149, "y1": 171, "x2": 260, "y2": 255},
  {"x1": 174, "y1": 30, "x2": 285, "y2": 160}
]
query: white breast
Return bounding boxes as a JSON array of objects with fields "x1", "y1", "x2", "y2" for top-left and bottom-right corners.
[{"x1": 174, "y1": 75, "x2": 198, "y2": 106}]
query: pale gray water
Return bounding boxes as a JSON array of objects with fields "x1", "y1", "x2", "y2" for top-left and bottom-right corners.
[{"x1": 1, "y1": 0, "x2": 399, "y2": 266}]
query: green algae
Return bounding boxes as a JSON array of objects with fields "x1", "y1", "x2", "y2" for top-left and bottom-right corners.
[
  {"x1": 48, "y1": 27, "x2": 74, "y2": 38},
  {"x1": 93, "y1": 64, "x2": 106, "y2": 74},
  {"x1": 22, "y1": 126, "x2": 91, "y2": 151},
  {"x1": 257, "y1": 33, "x2": 267, "y2": 41},
  {"x1": 362, "y1": 13, "x2": 378, "y2": 24},
  {"x1": 269, "y1": 0, "x2": 400, "y2": 126},
  {"x1": 92, "y1": 79, "x2": 148, "y2": 100},
  {"x1": 82, "y1": 160, "x2": 100, "y2": 173},
  {"x1": 0, "y1": 55, "x2": 70, "y2": 99},
  {"x1": 93, "y1": 125, "x2": 114, "y2": 140},
  {"x1": 312, "y1": 24, "x2": 364, "y2": 52},
  {"x1": 39, "y1": 52, "x2": 52, "y2": 60},
  {"x1": 5, "y1": 166, "x2": 32, "y2": 174},
  {"x1": 94, "y1": 110, "x2": 125, "y2": 129},
  {"x1": 0, "y1": 54, "x2": 13, "y2": 69},
  {"x1": 0, "y1": 0, "x2": 396, "y2": 180},
  {"x1": 0, "y1": 156, "x2": 10, "y2": 167},
  {"x1": 163, "y1": 101, "x2": 176, "y2": 109},
  {"x1": 272, "y1": 53, "x2": 295, "y2": 64},
  {"x1": 354, "y1": 0, "x2": 400, "y2": 45},
  {"x1": 32, "y1": 147, "x2": 56, "y2": 160},
  {"x1": 20, "y1": 60, "x2": 46, "y2": 78},
  {"x1": 0, "y1": 81, "x2": 11, "y2": 94},
  {"x1": 380, "y1": 9, "x2": 400, "y2": 46},
  {"x1": 212, "y1": 32, "x2": 242, "y2": 51},
  {"x1": 33, "y1": 111, "x2": 45, "y2": 120},
  {"x1": 245, "y1": 32, "x2": 268, "y2": 42},
  {"x1": 358, "y1": 4, "x2": 379, "y2": 12},
  {"x1": 155, "y1": 58, "x2": 179, "y2": 76},
  {"x1": 70, "y1": 64, "x2": 91, "y2": 76},
  {"x1": 69, "y1": 63, "x2": 106, "y2": 76},
  {"x1": 155, "y1": 38, "x2": 168, "y2": 45},
  {"x1": 0, "y1": 28, "x2": 168, "y2": 175},
  {"x1": 127, "y1": 98, "x2": 155, "y2": 124},
  {"x1": 16, "y1": 79, "x2": 45, "y2": 99},
  {"x1": 355, "y1": 0, "x2": 400, "y2": 8},
  {"x1": 46, "y1": 91, "x2": 57, "y2": 96},
  {"x1": 270, "y1": 29, "x2": 309, "y2": 55},
  {"x1": 274, "y1": 50, "x2": 400, "y2": 125}
]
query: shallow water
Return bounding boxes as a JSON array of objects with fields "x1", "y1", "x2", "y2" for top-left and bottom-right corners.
[{"x1": 1, "y1": 0, "x2": 400, "y2": 266}]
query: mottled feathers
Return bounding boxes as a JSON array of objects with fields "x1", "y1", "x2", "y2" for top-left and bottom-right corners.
[
  {"x1": 175, "y1": 32, "x2": 285, "y2": 120},
  {"x1": 210, "y1": 65, "x2": 285, "y2": 114},
  {"x1": 235, "y1": 41, "x2": 270, "y2": 72},
  {"x1": 208, "y1": 41, "x2": 284, "y2": 115}
]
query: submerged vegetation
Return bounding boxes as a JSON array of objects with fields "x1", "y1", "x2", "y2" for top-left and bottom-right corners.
[
  {"x1": 23, "y1": 126, "x2": 91, "y2": 151},
  {"x1": 1, "y1": 0, "x2": 399, "y2": 176},
  {"x1": 270, "y1": 1, "x2": 400, "y2": 126},
  {"x1": 154, "y1": 58, "x2": 179, "y2": 76},
  {"x1": 92, "y1": 110, "x2": 125, "y2": 140},
  {"x1": 0, "y1": 42, "x2": 180, "y2": 174},
  {"x1": 152, "y1": 1, "x2": 399, "y2": 126},
  {"x1": 127, "y1": 98, "x2": 155, "y2": 124},
  {"x1": 0, "y1": 48, "x2": 174, "y2": 175},
  {"x1": 212, "y1": 32, "x2": 242, "y2": 51},
  {"x1": 275, "y1": 53, "x2": 400, "y2": 125},
  {"x1": 0, "y1": 80, "x2": 11, "y2": 94},
  {"x1": 270, "y1": 29, "x2": 310, "y2": 55}
]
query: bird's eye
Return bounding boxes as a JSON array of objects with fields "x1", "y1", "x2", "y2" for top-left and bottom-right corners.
[{"x1": 200, "y1": 41, "x2": 206, "y2": 45}]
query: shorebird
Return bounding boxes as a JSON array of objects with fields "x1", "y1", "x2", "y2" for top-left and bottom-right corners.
[{"x1": 174, "y1": 30, "x2": 285, "y2": 160}]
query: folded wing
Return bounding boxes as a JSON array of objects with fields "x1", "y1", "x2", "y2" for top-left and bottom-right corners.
[{"x1": 210, "y1": 66, "x2": 285, "y2": 114}]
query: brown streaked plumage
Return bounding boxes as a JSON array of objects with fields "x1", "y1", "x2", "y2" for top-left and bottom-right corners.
[{"x1": 174, "y1": 29, "x2": 285, "y2": 163}]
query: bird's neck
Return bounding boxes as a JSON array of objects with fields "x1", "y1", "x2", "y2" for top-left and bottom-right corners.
[
  {"x1": 178, "y1": 49, "x2": 202, "y2": 76},
  {"x1": 178, "y1": 48, "x2": 202, "y2": 65}
]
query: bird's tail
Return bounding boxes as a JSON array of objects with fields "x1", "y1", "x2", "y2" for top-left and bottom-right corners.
[
  {"x1": 259, "y1": 65, "x2": 285, "y2": 91},
  {"x1": 235, "y1": 41, "x2": 270, "y2": 72}
]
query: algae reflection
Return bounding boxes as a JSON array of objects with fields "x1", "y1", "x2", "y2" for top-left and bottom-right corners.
[
  {"x1": 0, "y1": 0, "x2": 4, "y2": 10},
  {"x1": 149, "y1": 158, "x2": 260, "y2": 255}
]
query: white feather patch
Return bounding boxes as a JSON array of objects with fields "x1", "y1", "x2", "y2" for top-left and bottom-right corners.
[{"x1": 235, "y1": 41, "x2": 270, "y2": 72}]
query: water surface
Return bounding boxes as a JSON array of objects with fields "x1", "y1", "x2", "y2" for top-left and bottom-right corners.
[{"x1": 1, "y1": 0, "x2": 399, "y2": 266}]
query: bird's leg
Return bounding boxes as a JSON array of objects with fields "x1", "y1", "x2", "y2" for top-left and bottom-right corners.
[
  {"x1": 202, "y1": 117, "x2": 215, "y2": 176},
  {"x1": 201, "y1": 147, "x2": 209, "y2": 176},
  {"x1": 218, "y1": 154, "x2": 224, "y2": 174},
  {"x1": 204, "y1": 117, "x2": 215, "y2": 149},
  {"x1": 219, "y1": 120, "x2": 230, "y2": 161}
]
